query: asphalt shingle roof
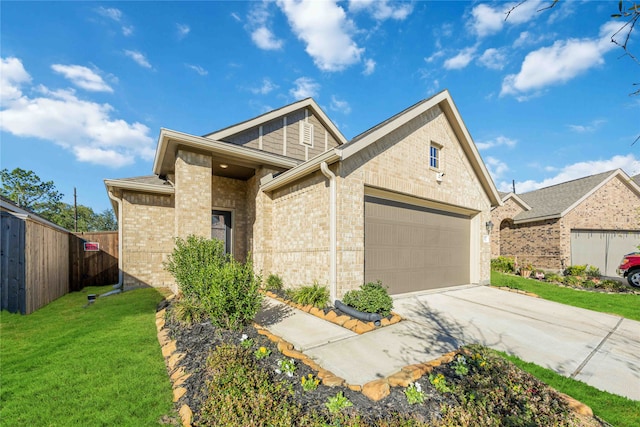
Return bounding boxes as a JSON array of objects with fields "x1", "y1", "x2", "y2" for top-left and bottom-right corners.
[{"x1": 512, "y1": 170, "x2": 615, "y2": 222}]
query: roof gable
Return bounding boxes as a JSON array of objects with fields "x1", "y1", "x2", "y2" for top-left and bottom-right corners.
[
  {"x1": 513, "y1": 169, "x2": 639, "y2": 223},
  {"x1": 500, "y1": 192, "x2": 532, "y2": 211},
  {"x1": 203, "y1": 98, "x2": 347, "y2": 146}
]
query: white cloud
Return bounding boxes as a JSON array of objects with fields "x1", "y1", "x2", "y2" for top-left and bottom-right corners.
[
  {"x1": 186, "y1": 64, "x2": 208, "y2": 76},
  {"x1": 51, "y1": 64, "x2": 113, "y2": 92},
  {"x1": 476, "y1": 135, "x2": 517, "y2": 151},
  {"x1": 485, "y1": 156, "x2": 509, "y2": 179},
  {"x1": 501, "y1": 22, "x2": 619, "y2": 97},
  {"x1": 424, "y1": 50, "x2": 445, "y2": 64},
  {"x1": 0, "y1": 57, "x2": 31, "y2": 104},
  {"x1": 277, "y1": 0, "x2": 363, "y2": 72},
  {"x1": 469, "y1": 1, "x2": 544, "y2": 37},
  {"x1": 231, "y1": 12, "x2": 241, "y2": 22},
  {"x1": 251, "y1": 26, "x2": 284, "y2": 50},
  {"x1": 290, "y1": 77, "x2": 319, "y2": 99},
  {"x1": 250, "y1": 78, "x2": 278, "y2": 95},
  {"x1": 567, "y1": 119, "x2": 606, "y2": 133},
  {"x1": 96, "y1": 6, "x2": 122, "y2": 22},
  {"x1": 96, "y1": 6, "x2": 133, "y2": 36},
  {"x1": 330, "y1": 95, "x2": 351, "y2": 114},
  {"x1": 348, "y1": 0, "x2": 413, "y2": 20},
  {"x1": 444, "y1": 46, "x2": 476, "y2": 70},
  {"x1": 478, "y1": 48, "x2": 507, "y2": 70},
  {"x1": 177, "y1": 23, "x2": 190, "y2": 39},
  {"x1": 247, "y1": 2, "x2": 284, "y2": 50},
  {"x1": 363, "y1": 58, "x2": 375, "y2": 75},
  {"x1": 0, "y1": 57, "x2": 154, "y2": 168},
  {"x1": 496, "y1": 154, "x2": 640, "y2": 193},
  {"x1": 124, "y1": 50, "x2": 152, "y2": 69}
]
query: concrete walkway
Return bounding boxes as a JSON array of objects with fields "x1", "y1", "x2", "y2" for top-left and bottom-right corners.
[{"x1": 256, "y1": 285, "x2": 640, "y2": 400}]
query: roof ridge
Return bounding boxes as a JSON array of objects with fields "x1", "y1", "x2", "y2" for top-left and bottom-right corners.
[{"x1": 519, "y1": 169, "x2": 616, "y2": 195}]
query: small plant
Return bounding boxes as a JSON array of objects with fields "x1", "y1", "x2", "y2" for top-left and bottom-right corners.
[
  {"x1": 544, "y1": 273, "x2": 563, "y2": 283},
  {"x1": 404, "y1": 382, "x2": 425, "y2": 405},
  {"x1": 265, "y1": 273, "x2": 284, "y2": 291},
  {"x1": 301, "y1": 373, "x2": 320, "y2": 392},
  {"x1": 239, "y1": 333, "x2": 253, "y2": 349},
  {"x1": 470, "y1": 352, "x2": 488, "y2": 369},
  {"x1": 287, "y1": 282, "x2": 330, "y2": 308},
  {"x1": 275, "y1": 358, "x2": 297, "y2": 377},
  {"x1": 564, "y1": 264, "x2": 587, "y2": 277},
  {"x1": 325, "y1": 391, "x2": 353, "y2": 414},
  {"x1": 341, "y1": 281, "x2": 393, "y2": 316},
  {"x1": 452, "y1": 354, "x2": 469, "y2": 376},
  {"x1": 563, "y1": 275, "x2": 581, "y2": 286},
  {"x1": 585, "y1": 265, "x2": 601, "y2": 279},
  {"x1": 429, "y1": 373, "x2": 452, "y2": 393},
  {"x1": 491, "y1": 256, "x2": 516, "y2": 273},
  {"x1": 254, "y1": 346, "x2": 271, "y2": 360}
]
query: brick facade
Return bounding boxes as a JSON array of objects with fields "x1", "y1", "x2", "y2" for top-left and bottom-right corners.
[
  {"x1": 111, "y1": 94, "x2": 498, "y2": 296},
  {"x1": 491, "y1": 175, "x2": 640, "y2": 271}
]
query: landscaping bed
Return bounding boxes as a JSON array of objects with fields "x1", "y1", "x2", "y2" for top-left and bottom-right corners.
[{"x1": 162, "y1": 298, "x2": 601, "y2": 427}]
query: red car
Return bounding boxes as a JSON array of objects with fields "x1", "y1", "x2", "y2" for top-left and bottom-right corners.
[{"x1": 618, "y1": 252, "x2": 640, "y2": 287}]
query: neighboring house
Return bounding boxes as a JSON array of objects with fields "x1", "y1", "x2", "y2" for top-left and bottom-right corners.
[
  {"x1": 105, "y1": 90, "x2": 501, "y2": 299},
  {"x1": 490, "y1": 169, "x2": 640, "y2": 276}
]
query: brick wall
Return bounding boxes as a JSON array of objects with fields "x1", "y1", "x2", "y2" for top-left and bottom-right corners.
[
  {"x1": 490, "y1": 197, "x2": 526, "y2": 258},
  {"x1": 175, "y1": 150, "x2": 212, "y2": 239},
  {"x1": 500, "y1": 218, "x2": 562, "y2": 270},
  {"x1": 121, "y1": 191, "x2": 176, "y2": 290}
]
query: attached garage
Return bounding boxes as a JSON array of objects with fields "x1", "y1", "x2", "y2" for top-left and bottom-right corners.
[
  {"x1": 570, "y1": 229, "x2": 640, "y2": 277},
  {"x1": 364, "y1": 195, "x2": 471, "y2": 295}
]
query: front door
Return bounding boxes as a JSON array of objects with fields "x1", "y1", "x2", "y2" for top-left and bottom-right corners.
[{"x1": 211, "y1": 210, "x2": 232, "y2": 254}]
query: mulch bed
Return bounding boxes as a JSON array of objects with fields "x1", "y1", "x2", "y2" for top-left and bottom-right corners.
[{"x1": 163, "y1": 299, "x2": 452, "y2": 425}]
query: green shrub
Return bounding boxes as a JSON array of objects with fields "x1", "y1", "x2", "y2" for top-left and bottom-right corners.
[
  {"x1": 164, "y1": 235, "x2": 262, "y2": 330},
  {"x1": 544, "y1": 273, "x2": 563, "y2": 283},
  {"x1": 265, "y1": 273, "x2": 284, "y2": 291},
  {"x1": 564, "y1": 265, "x2": 586, "y2": 277},
  {"x1": 203, "y1": 258, "x2": 262, "y2": 330},
  {"x1": 342, "y1": 281, "x2": 393, "y2": 317},
  {"x1": 491, "y1": 256, "x2": 516, "y2": 273},
  {"x1": 596, "y1": 279, "x2": 626, "y2": 292},
  {"x1": 563, "y1": 276, "x2": 581, "y2": 286},
  {"x1": 287, "y1": 282, "x2": 330, "y2": 308},
  {"x1": 585, "y1": 265, "x2": 601, "y2": 279},
  {"x1": 164, "y1": 235, "x2": 227, "y2": 299},
  {"x1": 583, "y1": 280, "x2": 597, "y2": 288}
]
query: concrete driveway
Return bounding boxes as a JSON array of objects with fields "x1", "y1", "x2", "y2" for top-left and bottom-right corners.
[
  {"x1": 258, "y1": 285, "x2": 640, "y2": 400},
  {"x1": 392, "y1": 285, "x2": 640, "y2": 400}
]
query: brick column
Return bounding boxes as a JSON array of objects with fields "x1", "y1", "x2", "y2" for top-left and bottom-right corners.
[{"x1": 174, "y1": 150, "x2": 212, "y2": 238}]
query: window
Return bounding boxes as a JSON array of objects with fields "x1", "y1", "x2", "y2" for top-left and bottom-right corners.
[{"x1": 429, "y1": 143, "x2": 441, "y2": 169}]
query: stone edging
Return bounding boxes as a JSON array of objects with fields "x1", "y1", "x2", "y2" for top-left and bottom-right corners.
[
  {"x1": 263, "y1": 290, "x2": 402, "y2": 334},
  {"x1": 495, "y1": 286, "x2": 541, "y2": 298},
  {"x1": 155, "y1": 295, "x2": 593, "y2": 426}
]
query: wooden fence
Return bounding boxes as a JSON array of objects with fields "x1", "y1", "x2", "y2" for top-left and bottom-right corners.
[
  {"x1": 70, "y1": 232, "x2": 118, "y2": 291},
  {"x1": 1, "y1": 209, "x2": 118, "y2": 314}
]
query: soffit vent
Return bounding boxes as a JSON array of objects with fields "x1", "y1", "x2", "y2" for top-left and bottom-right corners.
[{"x1": 300, "y1": 121, "x2": 314, "y2": 147}]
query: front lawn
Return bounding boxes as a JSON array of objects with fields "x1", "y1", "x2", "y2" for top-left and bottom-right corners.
[
  {"x1": 491, "y1": 271, "x2": 640, "y2": 321},
  {"x1": 0, "y1": 286, "x2": 174, "y2": 426}
]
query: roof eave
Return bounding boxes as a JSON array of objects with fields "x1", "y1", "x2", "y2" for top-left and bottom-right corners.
[
  {"x1": 153, "y1": 128, "x2": 300, "y2": 176},
  {"x1": 104, "y1": 178, "x2": 175, "y2": 195},
  {"x1": 260, "y1": 149, "x2": 341, "y2": 192}
]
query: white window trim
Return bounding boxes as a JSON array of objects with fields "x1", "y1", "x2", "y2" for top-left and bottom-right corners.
[{"x1": 429, "y1": 141, "x2": 443, "y2": 171}]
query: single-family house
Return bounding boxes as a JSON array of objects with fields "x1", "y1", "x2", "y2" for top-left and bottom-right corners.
[
  {"x1": 490, "y1": 169, "x2": 640, "y2": 276},
  {"x1": 105, "y1": 90, "x2": 501, "y2": 299}
]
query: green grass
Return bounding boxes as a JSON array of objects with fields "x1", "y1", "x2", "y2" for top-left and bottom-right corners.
[
  {"x1": 499, "y1": 352, "x2": 640, "y2": 427},
  {"x1": 491, "y1": 271, "x2": 640, "y2": 321},
  {"x1": 0, "y1": 285, "x2": 174, "y2": 426}
]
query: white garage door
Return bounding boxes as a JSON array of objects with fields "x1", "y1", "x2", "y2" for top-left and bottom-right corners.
[
  {"x1": 570, "y1": 229, "x2": 640, "y2": 277},
  {"x1": 364, "y1": 196, "x2": 471, "y2": 295}
]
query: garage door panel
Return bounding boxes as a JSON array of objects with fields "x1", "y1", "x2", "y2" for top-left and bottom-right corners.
[
  {"x1": 365, "y1": 196, "x2": 470, "y2": 294},
  {"x1": 571, "y1": 230, "x2": 640, "y2": 277}
]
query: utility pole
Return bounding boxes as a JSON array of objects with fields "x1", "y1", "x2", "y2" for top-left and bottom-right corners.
[
  {"x1": 512, "y1": 179, "x2": 516, "y2": 194},
  {"x1": 74, "y1": 187, "x2": 78, "y2": 232}
]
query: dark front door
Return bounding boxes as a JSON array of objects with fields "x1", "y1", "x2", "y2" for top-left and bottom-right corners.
[{"x1": 211, "y1": 210, "x2": 232, "y2": 254}]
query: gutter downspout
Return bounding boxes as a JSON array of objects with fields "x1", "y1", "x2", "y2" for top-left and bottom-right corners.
[
  {"x1": 107, "y1": 189, "x2": 124, "y2": 290},
  {"x1": 320, "y1": 161, "x2": 337, "y2": 304}
]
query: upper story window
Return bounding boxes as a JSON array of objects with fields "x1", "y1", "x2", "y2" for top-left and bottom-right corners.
[{"x1": 429, "y1": 143, "x2": 442, "y2": 170}]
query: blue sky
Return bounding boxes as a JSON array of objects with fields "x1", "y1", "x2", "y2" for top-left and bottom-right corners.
[{"x1": 1, "y1": 0, "x2": 638, "y2": 213}]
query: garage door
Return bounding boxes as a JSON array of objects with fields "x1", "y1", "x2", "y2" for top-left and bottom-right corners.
[
  {"x1": 364, "y1": 196, "x2": 470, "y2": 295},
  {"x1": 571, "y1": 230, "x2": 640, "y2": 277}
]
